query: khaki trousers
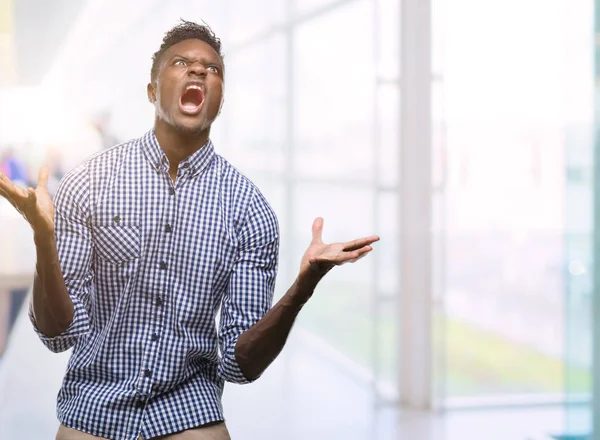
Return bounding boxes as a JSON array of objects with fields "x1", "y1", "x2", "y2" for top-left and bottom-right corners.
[{"x1": 56, "y1": 423, "x2": 231, "y2": 440}]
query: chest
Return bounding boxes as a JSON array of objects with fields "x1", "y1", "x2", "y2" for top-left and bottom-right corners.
[{"x1": 89, "y1": 162, "x2": 239, "y2": 278}]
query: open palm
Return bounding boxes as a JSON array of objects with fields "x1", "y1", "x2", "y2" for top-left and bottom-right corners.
[
  {"x1": 0, "y1": 167, "x2": 55, "y2": 236},
  {"x1": 299, "y1": 217, "x2": 380, "y2": 279}
]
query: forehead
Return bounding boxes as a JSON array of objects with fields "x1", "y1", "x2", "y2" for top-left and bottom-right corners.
[{"x1": 162, "y1": 39, "x2": 221, "y2": 62}]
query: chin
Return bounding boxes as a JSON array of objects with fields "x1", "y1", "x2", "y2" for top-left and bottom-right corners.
[{"x1": 173, "y1": 118, "x2": 211, "y2": 136}]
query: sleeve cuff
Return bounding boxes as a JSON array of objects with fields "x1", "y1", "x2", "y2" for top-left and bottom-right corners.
[
  {"x1": 218, "y1": 344, "x2": 259, "y2": 385},
  {"x1": 28, "y1": 296, "x2": 89, "y2": 353}
]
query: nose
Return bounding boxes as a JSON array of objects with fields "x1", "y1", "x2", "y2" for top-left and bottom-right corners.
[{"x1": 188, "y1": 62, "x2": 206, "y2": 78}]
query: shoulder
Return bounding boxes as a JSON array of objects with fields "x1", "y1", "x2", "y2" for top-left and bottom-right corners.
[
  {"x1": 84, "y1": 138, "x2": 139, "y2": 174},
  {"x1": 212, "y1": 154, "x2": 279, "y2": 232},
  {"x1": 216, "y1": 155, "x2": 279, "y2": 237},
  {"x1": 62, "y1": 138, "x2": 138, "y2": 178},
  {"x1": 214, "y1": 155, "x2": 275, "y2": 209},
  {"x1": 212, "y1": 155, "x2": 256, "y2": 194},
  {"x1": 55, "y1": 138, "x2": 140, "y2": 205}
]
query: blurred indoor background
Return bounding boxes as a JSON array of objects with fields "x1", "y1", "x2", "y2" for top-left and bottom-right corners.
[{"x1": 0, "y1": 0, "x2": 597, "y2": 439}]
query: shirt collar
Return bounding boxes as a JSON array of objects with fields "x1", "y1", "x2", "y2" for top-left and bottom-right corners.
[{"x1": 141, "y1": 130, "x2": 215, "y2": 178}]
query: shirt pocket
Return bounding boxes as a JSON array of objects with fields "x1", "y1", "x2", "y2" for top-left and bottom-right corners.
[{"x1": 93, "y1": 222, "x2": 141, "y2": 265}]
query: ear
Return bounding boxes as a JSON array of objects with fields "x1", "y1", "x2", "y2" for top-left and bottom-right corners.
[
  {"x1": 217, "y1": 93, "x2": 225, "y2": 116},
  {"x1": 217, "y1": 96, "x2": 225, "y2": 116},
  {"x1": 147, "y1": 82, "x2": 156, "y2": 104}
]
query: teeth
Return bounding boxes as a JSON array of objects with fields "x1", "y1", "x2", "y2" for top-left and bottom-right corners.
[{"x1": 186, "y1": 85, "x2": 202, "y2": 92}]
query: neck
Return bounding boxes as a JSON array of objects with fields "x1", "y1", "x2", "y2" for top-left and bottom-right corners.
[{"x1": 154, "y1": 118, "x2": 210, "y2": 168}]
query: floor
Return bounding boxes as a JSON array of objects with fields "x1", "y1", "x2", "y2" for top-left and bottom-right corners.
[{"x1": 0, "y1": 301, "x2": 587, "y2": 440}]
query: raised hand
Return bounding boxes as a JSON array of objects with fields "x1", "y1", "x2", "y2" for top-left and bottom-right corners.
[
  {"x1": 299, "y1": 217, "x2": 380, "y2": 281},
  {"x1": 0, "y1": 167, "x2": 55, "y2": 236}
]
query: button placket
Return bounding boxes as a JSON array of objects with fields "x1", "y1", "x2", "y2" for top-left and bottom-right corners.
[{"x1": 145, "y1": 176, "x2": 177, "y2": 396}]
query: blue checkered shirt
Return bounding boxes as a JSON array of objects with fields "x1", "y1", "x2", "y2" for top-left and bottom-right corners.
[{"x1": 29, "y1": 130, "x2": 279, "y2": 440}]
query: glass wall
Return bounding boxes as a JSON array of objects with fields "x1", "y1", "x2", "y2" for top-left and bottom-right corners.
[
  {"x1": 563, "y1": 0, "x2": 598, "y2": 436},
  {"x1": 437, "y1": 0, "x2": 595, "y2": 403},
  {"x1": 2, "y1": 0, "x2": 600, "y2": 438},
  {"x1": 223, "y1": 0, "x2": 400, "y2": 398}
]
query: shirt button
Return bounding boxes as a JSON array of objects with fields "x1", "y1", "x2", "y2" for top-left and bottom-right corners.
[
  {"x1": 156, "y1": 297, "x2": 163, "y2": 307},
  {"x1": 135, "y1": 400, "x2": 144, "y2": 409},
  {"x1": 169, "y1": 187, "x2": 175, "y2": 195},
  {"x1": 113, "y1": 215, "x2": 121, "y2": 223},
  {"x1": 151, "y1": 333, "x2": 159, "y2": 341},
  {"x1": 159, "y1": 261, "x2": 167, "y2": 270},
  {"x1": 165, "y1": 224, "x2": 172, "y2": 233},
  {"x1": 182, "y1": 162, "x2": 190, "y2": 168},
  {"x1": 144, "y1": 369, "x2": 152, "y2": 378}
]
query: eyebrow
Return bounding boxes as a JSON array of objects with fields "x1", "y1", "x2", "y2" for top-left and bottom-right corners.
[{"x1": 168, "y1": 54, "x2": 223, "y2": 68}]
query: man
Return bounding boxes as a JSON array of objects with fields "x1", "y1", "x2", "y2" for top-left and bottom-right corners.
[{"x1": 0, "y1": 20, "x2": 379, "y2": 440}]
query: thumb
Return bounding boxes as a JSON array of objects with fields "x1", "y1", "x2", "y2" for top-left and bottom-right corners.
[
  {"x1": 26, "y1": 187, "x2": 37, "y2": 208},
  {"x1": 37, "y1": 166, "x2": 49, "y2": 189},
  {"x1": 311, "y1": 217, "x2": 324, "y2": 244}
]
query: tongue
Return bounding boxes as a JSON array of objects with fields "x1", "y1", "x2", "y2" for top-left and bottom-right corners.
[{"x1": 181, "y1": 89, "x2": 203, "y2": 110}]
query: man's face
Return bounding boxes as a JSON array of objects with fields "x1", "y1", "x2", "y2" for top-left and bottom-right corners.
[{"x1": 148, "y1": 39, "x2": 224, "y2": 135}]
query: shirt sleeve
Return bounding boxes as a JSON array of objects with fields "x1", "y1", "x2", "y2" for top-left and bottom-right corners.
[
  {"x1": 29, "y1": 164, "x2": 93, "y2": 353},
  {"x1": 218, "y1": 189, "x2": 280, "y2": 384}
]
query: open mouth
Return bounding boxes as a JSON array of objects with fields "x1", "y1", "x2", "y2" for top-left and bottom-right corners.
[{"x1": 179, "y1": 84, "x2": 205, "y2": 115}]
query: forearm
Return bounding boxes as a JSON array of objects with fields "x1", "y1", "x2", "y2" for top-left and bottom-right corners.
[
  {"x1": 234, "y1": 271, "x2": 322, "y2": 380},
  {"x1": 32, "y1": 233, "x2": 74, "y2": 337}
]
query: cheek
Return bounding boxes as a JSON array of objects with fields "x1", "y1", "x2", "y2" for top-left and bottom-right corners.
[
  {"x1": 209, "y1": 84, "x2": 224, "y2": 108},
  {"x1": 157, "y1": 79, "x2": 177, "y2": 103}
]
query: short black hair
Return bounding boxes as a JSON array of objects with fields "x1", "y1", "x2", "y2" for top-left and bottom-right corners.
[{"x1": 151, "y1": 19, "x2": 223, "y2": 82}]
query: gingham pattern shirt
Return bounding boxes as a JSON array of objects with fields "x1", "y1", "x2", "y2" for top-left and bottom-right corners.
[{"x1": 29, "y1": 130, "x2": 279, "y2": 440}]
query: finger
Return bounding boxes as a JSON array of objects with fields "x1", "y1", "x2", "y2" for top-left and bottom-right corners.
[
  {"x1": 352, "y1": 245, "x2": 373, "y2": 257},
  {"x1": 341, "y1": 250, "x2": 372, "y2": 265},
  {"x1": 343, "y1": 235, "x2": 380, "y2": 252},
  {"x1": 23, "y1": 188, "x2": 38, "y2": 212},
  {"x1": 311, "y1": 217, "x2": 324, "y2": 245},
  {"x1": 27, "y1": 187, "x2": 37, "y2": 203},
  {"x1": 0, "y1": 172, "x2": 27, "y2": 200},
  {"x1": 0, "y1": 187, "x2": 26, "y2": 217},
  {"x1": 37, "y1": 166, "x2": 49, "y2": 189},
  {"x1": 0, "y1": 187, "x2": 18, "y2": 209},
  {"x1": 0, "y1": 172, "x2": 15, "y2": 195},
  {"x1": 311, "y1": 247, "x2": 373, "y2": 266},
  {"x1": 333, "y1": 246, "x2": 374, "y2": 264},
  {"x1": 345, "y1": 251, "x2": 362, "y2": 262},
  {"x1": 349, "y1": 252, "x2": 370, "y2": 264}
]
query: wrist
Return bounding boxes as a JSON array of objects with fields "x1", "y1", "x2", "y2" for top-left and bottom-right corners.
[
  {"x1": 291, "y1": 272, "x2": 321, "y2": 305},
  {"x1": 34, "y1": 229, "x2": 56, "y2": 248},
  {"x1": 297, "y1": 270, "x2": 321, "y2": 289}
]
